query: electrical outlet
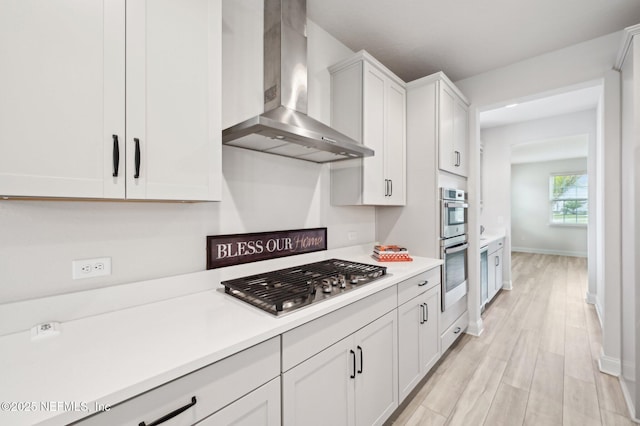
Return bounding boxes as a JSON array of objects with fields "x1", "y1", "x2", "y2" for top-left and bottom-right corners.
[
  {"x1": 347, "y1": 231, "x2": 357, "y2": 241},
  {"x1": 72, "y1": 257, "x2": 111, "y2": 280}
]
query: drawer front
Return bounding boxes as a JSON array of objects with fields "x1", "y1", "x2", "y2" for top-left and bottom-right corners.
[
  {"x1": 440, "y1": 311, "x2": 468, "y2": 354},
  {"x1": 397, "y1": 267, "x2": 440, "y2": 306},
  {"x1": 282, "y1": 286, "x2": 397, "y2": 372},
  {"x1": 76, "y1": 337, "x2": 280, "y2": 426},
  {"x1": 488, "y1": 238, "x2": 504, "y2": 255}
]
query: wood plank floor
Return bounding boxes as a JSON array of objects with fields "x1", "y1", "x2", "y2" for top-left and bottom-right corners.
[{"x1": 390, "y1": 252, "x2": 635, "y2": 426}]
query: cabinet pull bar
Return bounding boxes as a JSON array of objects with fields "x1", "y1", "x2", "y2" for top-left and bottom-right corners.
[
  {"x1": 454, "y1": 327, "x2": 462, "y2": 334},
  {"x1": 418, "y1": 280, "x2": 428, "y2": 287},
  {"x1": 350, "y1": 350, "x2": 356, "y2": 379},
  {"x1": 419, "y1": 304, "x2": 425, "y2": 324},
  {"x1": 134, "y1": 138, "x2": 141, "y2": 179},
  {"x1": 112, "y1": 135, "x2": 120, "y2": 177},
  {"x1": 139, "y1": 396, "x2": 196, "y2": 426},
  {"x1": 357, "y1": 345, "x2": 363, "y2": 374}
]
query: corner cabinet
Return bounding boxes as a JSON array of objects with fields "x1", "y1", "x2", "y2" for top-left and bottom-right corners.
[
  {"x1": 0, "y1": 0, "x2": 221, "y2": 201},
  {"x1": 437, "y1": 75, "x2": 469, "y2": 178},
  {"x1": 329, "y1": 51, "x2": 406, "y2": 206}
]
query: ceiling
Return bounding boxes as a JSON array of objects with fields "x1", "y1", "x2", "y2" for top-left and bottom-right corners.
[
  {"x1": 307, "y1": 0, "x2": 640, "y2": 83},
  {"x1": 510, "y1": 134, "x2": 589, "y2": 164},
  {"x1": 479, "y1": 85, "x2": 602, "y2": 129}
]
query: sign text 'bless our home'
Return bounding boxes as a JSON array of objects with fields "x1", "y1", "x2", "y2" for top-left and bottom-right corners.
[{"x1": 206, "y1": 228, "x2": 327, "y2": 269}]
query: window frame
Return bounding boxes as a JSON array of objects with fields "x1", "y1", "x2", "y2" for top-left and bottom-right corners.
[{"x1": 548, "y1": 171, "x2": 588, "y2": 227}]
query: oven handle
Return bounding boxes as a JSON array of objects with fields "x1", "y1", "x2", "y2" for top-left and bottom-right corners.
[
  {"x1": 445, "y1": 201, "x2": 468, "y2": 208},
  {"x1": 444, "y1": 242, "x2": 469, "y2": 254}
]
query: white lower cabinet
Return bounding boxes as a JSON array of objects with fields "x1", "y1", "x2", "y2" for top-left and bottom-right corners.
[
  {"x1": 282, "y1": 310, "x2": 398, "y2": 426},
  {"x1": 196, "y1": 377, "x2": 280, "y2": 426},
  {"x1": 76, "y1": 337, "x2": 280, "y2": 426},
  {"x1": 487, "y1": 238, "x2": 505, "y2": 302},
  {"x1": 398, "y1": 285, "x2": 440, "y2": 401}
]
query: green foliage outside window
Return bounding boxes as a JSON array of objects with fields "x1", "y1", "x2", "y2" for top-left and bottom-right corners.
[{"x1": 550, "y1": 173, "x2": 588, "y2": 225}]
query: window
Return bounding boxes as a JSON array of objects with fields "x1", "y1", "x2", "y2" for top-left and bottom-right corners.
[{"x1": 549, "y1": 173, "x2": 588, "y2": 225}]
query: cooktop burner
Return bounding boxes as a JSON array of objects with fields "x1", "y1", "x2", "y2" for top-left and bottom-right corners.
[{"x1": 221, "y1": 259, "x2": 387, "y2": 315}]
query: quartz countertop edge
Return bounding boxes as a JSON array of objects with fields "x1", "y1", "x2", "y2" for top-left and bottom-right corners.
[
  {"x1": 480, "y1": 232, "x2": 506, "y2": 248},
  {"x1": 0, "y1": 245, "x2": 441, "y2": 426}
]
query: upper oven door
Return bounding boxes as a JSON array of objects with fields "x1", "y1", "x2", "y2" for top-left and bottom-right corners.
[{"x1": 441, "y1": 200, "x2": 468, "y2": 238}]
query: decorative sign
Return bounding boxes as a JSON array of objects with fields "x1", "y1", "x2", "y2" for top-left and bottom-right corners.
[{"x1": 206, "y1": 228, "x2": 327, "y2": 269}]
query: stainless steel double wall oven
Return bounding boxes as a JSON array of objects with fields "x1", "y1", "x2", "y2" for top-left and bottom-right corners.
[{"x1": 440, "y1": 188, "x2": 469, "y2": 311}]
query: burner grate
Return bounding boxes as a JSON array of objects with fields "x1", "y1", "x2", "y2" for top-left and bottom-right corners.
[{"x1": 222, "y1": 259, "x2": 387, "y2": 315}]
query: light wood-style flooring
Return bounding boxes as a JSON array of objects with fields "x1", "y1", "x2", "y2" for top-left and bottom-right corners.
[{"x1": 391, "y1": 252, "x2": 635, "y2": 426}]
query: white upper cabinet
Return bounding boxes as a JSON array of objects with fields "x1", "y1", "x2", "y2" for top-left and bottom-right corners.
[
  {"x1": 0, "y1": 0, "x2": 221, "y2": 201},
  {"x1": 0, "y1": 0, "x2": 125, "y2": 199},
  {"x1": 330, "y1": 51, "x2": 406, "y2": 206},
  {"x1": 126, "y1": 0, "x2": 221, "y2": 201},
  {"x1": 438, "y1": 78, "x2": 469, "y2": 178}
]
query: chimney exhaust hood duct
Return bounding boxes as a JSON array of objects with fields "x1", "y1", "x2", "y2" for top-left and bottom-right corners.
[{"x1": 222, "y1": 0, "x2": 374, "y2": 163}]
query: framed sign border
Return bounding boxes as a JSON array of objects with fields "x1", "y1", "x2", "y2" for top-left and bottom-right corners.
[{"x1": 206, "y1": 227, "x2": 328, "y2": 269}]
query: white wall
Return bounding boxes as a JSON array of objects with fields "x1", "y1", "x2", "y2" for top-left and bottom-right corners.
[
  {"x1": 511, "y1": 158, "x2": 588, "y2": 257},
  {"x1": 455, "y1": 30, "x2": 622, "y2": 363},
  {"x1": 480, "y1": 109, "x2": 597, "y2": 277},
  {"x1": 0, "y1": 7, "x2": 375, "y2": 304},
  {"x1": 619, "y1": 31, "x2": 640, "y2": 416}
]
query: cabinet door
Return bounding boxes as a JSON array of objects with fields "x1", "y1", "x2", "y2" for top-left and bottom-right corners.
[
  {"x1": 384, "y1": 80, "x2": 406, "y2": 205},
  {"x1": 126, "y1": 0, "x2": 221, "y2": 201},
  {"x1": 282, "y1": 336, "x2": 355, "y2": 426},
  {"x1": 495, "y1": 248, "x2": 504, "y2": 293},
  {"x1": 398, "y1": 297, "x2": 423, "y2": 401},
  {"x1": 438, "y1": 82, "x2": 468, "y2": 177},
  {"x1": 438, "y1": 82, "x2": 456, "y2": 175},
  {"x1": 361, "y1": 63, "x2": 386, "y2": 205},
  {"x1": 0, "y1": 0, "x2": 125, "y2": 199},
  {"x1": 453, "y1": 98, "x2": 469, "y2": 177},
  {"x1": 487, "y1": 251, "x2": 497, "y2": 301},
  {"x1": 420, "y1": 286, "x2": 440, "y2": 374},
  {"x1": 197, "y1": 378, "x2": 280, "y2": 426},
  {"x1": 354, "y1": 310, "x2": 398, "y2": 426}
]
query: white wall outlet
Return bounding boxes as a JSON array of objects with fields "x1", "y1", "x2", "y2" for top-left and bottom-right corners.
[
  {"x1": 31, "y1": 322, "x2": 61, "y2": 340},
  {"x1": 347, "y1": 231, "x2": 357, "y2": 241},
  {"x1": 72, "y1": 257, "x2": 111, "y2": 280}
]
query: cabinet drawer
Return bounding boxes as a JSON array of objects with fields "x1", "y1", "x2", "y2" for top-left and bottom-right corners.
[
  {"x1": 282, "y1": 286, "x2": 397, "y2": 372},
  {"x1": 397, "y1": 267, "x2": 440, "y2": 306},
  {"x1": 76, "y1": 337, "x2": 280, "y2": 426},
  {"x1": 440, "y1": 311, "x2": 468, "y2": 354},
  {"x1": 487, "y1": 238, "x2": 504, "y2": 255}
]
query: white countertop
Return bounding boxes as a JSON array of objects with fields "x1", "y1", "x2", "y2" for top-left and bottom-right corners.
[
  {"x1": 480, "y1": 232, "x2": 505, "y2": 249},
  {"x1": 0, "y1": 244, "x2": 441, "y2": 426}
]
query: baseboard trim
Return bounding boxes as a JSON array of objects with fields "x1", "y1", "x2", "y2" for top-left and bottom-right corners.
[
  {"x1": 619, "y1": 376, "x2": 640, "y2": 422},
  {"x1": 512, "y1": 247, "x2": 587, "y2": 258},
  {"x1": 586, "y1": 291, "x2": 597, "y2": 305},
  {"x1": 502, "y1": 280, "x2": 513, "y2": 290},
  {"x1": 466, "y1": 318, "x2": 484, "y2": 337},
  {"x1": 599, "y1": 347, "x2": 621, "y2": 376},
  {"x1": 594, "y1": 300, "x2": 604, "y2": 329}
]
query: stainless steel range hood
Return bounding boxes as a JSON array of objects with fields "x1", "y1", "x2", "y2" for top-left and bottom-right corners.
[{"x1": 222, "y1": 0, "x2": 374, "y2": 163}]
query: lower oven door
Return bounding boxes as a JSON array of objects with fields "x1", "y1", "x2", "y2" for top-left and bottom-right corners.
[{"x1": 442, "y1": 241, "x2": 468, "y2": 311}]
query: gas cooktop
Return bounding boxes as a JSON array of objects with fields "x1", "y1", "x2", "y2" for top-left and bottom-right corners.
[{"x1": 221, "y1": 259, "x2": 387, "y2": 315}]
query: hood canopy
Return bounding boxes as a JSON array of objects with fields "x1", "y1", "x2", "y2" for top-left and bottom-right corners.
[{"x1": 222, "y1": 0, "x2": 374, "y2": 163}]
